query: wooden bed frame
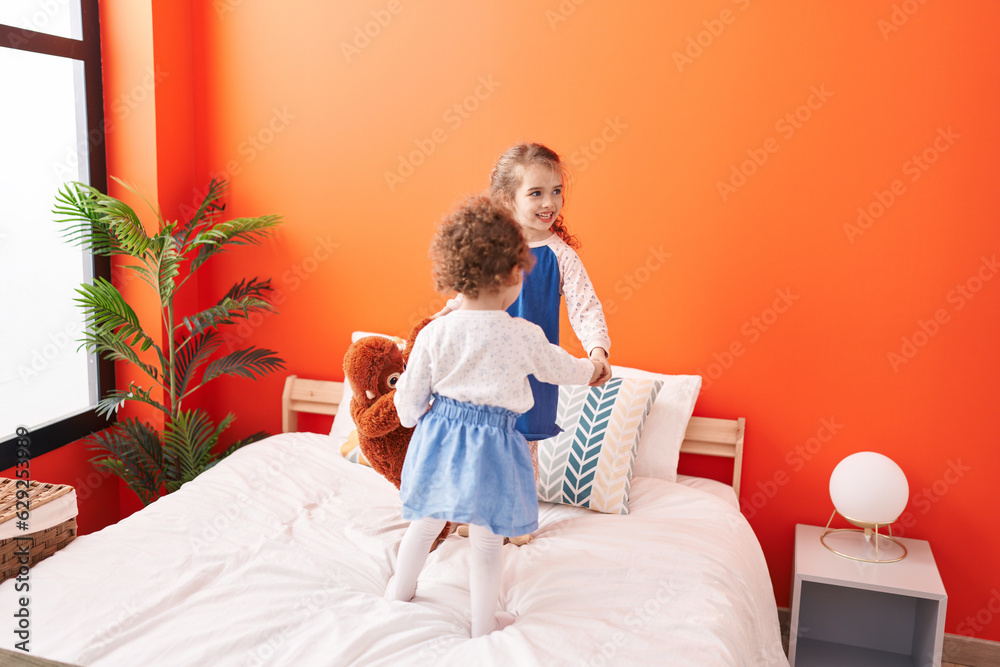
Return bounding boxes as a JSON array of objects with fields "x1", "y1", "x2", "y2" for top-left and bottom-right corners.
[{"x1": 281, "y1": 375, "x2": 745, "y2": 498}]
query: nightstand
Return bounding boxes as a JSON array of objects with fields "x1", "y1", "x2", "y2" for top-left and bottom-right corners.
[{"x1": 789, "y1": 523, "x2": 947, "y2": 667}]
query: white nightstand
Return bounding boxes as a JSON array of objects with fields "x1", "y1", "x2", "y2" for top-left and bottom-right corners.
[{"x1": 789, "y1": 524, "x2": 947, "y2": 667}]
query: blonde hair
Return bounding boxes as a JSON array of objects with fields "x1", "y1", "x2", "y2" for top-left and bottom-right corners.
[
  {"x1": 488, "y1": 142, "x2": 580, "y2": 249},
  {"x1": 430, "y1": 195, "x2": 534, "y2": 299}
]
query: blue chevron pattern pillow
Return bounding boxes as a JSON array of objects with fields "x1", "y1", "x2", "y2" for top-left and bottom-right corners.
[{"x1": 536, "y1": 377, "x2": 663, "y2": 515}]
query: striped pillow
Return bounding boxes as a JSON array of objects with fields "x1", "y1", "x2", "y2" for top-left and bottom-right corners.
[
  {"x1": 340, "y1": 430, "x2": 369, "y2": 466},
  {"x1": 536, "y1": 377, "x2": 663, "y2": 515}
]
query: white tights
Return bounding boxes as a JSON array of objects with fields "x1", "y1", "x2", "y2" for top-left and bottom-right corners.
[{"x1": 385, "y1": 518, "x2": 513, "y2": 637}]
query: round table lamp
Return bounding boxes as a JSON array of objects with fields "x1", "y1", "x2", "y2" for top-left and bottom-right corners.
[{"x1": 821, "y1": 452, "x2": 908, "y2": 563}]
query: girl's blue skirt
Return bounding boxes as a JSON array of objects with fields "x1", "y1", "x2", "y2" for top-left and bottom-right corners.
[{"x1": 399, "y1": 395, "x2": 539, "y2": 537}]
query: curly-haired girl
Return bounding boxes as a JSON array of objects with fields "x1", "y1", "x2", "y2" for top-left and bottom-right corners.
[{"x1": 387, "y1": 195, "x2": 601, "y2": 637}]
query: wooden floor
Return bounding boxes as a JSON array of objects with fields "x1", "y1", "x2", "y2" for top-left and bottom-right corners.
[{"x1": 0, "y1": 649, "x2": 79, "y2": 666}]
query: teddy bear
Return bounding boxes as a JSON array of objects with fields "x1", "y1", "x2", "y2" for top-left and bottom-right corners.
[
  {"x1": 342, "y1": 318, "x2": 431, "y2": 489},
  {"x1": 342, "y1": 318, "x2": 453, "y2": 547}
]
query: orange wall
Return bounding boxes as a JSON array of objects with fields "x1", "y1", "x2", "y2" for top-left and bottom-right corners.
[{"x1": 93, "y1": 0, "x2": 1000, "y2": 640}]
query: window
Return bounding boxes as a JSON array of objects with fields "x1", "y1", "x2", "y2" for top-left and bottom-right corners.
[{"x1": 0, "y1": 0, "x2": 113, "y2": 469}]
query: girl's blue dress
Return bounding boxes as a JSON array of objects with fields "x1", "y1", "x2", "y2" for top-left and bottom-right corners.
[
  {"x1": 399, "y1": 395, "x2": 539, "y2": 537},
  {"x1": 506, "y1": 244, "x2": 562, "y2": 440}
]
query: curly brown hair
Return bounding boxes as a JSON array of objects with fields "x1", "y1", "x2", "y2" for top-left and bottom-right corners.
[
  {"x1": 488, "y1": 142, "x2": 580, "y2": 249},
  {"x1": 430, "y1": 195, "x2": 535, "y2": 299}
]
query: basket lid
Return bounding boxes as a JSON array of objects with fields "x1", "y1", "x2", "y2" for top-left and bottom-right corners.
[{"x1": 0, "y1": 478, "x2": 74, "y2": 524}]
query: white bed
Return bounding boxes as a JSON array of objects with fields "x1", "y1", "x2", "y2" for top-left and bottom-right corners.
[{"x1": 0, "y1": 373, "x2": 788, "y2": 666}]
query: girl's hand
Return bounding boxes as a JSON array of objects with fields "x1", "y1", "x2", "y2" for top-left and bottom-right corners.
[
  {"x1": 588, "y1": 359, "x2": 604, "y2": 384},
  {"x1": 430, "y1": 306, "x2": 452, "y2": 320},
  {"x1": 588, "y1": 348, "x2": 612, "y2": 386}
]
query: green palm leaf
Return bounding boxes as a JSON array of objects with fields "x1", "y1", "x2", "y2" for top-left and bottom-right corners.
[
  {"x1": 174, "y1": 180, "x2": 227, "y2": 256},
  {"x1": 155, "y1": 235, "x2": 181, "y2": 301},
  {"x1": 202, "y1": 347, "x2": 285, "y2": 383},
  {"x1": 108, "y1": 175, "x2": 165, "y2": 230},
  {"x1": 91, "y1": 193, "x2": 152, "y2": 257},
  {"x1": 181, "y1": 286, "x2": 276, "y2": 334},
  {"x1": 54, "y1": 181, "x2": 123, "y2": 256},
  {"x1": 173, "y1": 332, "x2": 222, "y2": 399},
  {"x1": 87, "y1": 419, "x2": 166, "y2": 506},
  {"x1": 224, "y1": 277, "x2": 275, "y2": 304},
  {"x1": 189, "y1": 215, "x2": 281, "y2": 272},
  {"x1": 162, "y1": 409, "x2": 226, "y2": 491},
  {"x1": 96, "y1": 384, "x2": 170, "y2": 419},
  {"x1": 83, "y1": 336, "x2": 161, "y2": 384},
  {"x1": 75, "y1": 280, "x2": 166, "y2": 380},
  {"x1": 181, "y1": 303, "x2": 235, "y2": 334},
  {"x1": 76, "y1": 278, "x2": 154, "y2": 352},
  {"x1": 184, "y1": 178, "x2": 228, "y2": 230}
]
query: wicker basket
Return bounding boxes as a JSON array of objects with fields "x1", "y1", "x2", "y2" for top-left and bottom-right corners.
[{"x1": 0, "y1": 478, "x2": 77, "y2": 583}]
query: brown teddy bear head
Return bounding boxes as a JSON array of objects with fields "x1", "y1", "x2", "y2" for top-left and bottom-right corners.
[{"x1": 343, "y1": 336, "x2": 405, "y2": 408}]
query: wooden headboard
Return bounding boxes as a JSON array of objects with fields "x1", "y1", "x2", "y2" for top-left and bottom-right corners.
[{"x1": 281, "y1": 375, "x2": 745, "y2": 498}]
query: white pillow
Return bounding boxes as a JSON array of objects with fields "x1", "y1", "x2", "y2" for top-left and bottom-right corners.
[
  {"x1": 329, "y1": 330, "x2": 404, "y2": 445},
  {"x1": 611, "y1": 365, "x2": 701, "y2": 483},
  {"x1": 329, "y1": 380, "x2": 355, "y2": 447}
]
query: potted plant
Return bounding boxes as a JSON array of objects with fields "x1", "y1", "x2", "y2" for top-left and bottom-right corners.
[{"x1": 55, "y1": 177, "x2": 285, "y2": 505}]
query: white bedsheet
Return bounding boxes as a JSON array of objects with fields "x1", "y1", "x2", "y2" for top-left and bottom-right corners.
[{"x1": 0, "y1": 433, "x2": 787, "y2": 666}]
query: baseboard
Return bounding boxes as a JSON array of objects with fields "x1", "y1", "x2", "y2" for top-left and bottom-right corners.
[
  {"x1": 942, "y1": 633, "x2": 1000, "y2": 667},
  {"x1": 777, "y1": 607, "x2": 1000, "y2": 667}
]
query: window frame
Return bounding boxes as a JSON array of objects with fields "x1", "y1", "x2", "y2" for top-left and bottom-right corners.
[{"x1": 0, "y1": 0, "x2": 115, "y2": 470}]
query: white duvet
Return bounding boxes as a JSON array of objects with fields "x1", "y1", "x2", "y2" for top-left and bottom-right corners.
[{"x1": 0, "y1": 433, "x2": 787, "y2": 666}]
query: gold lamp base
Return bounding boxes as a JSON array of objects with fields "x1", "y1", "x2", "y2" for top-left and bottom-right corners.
[{"x1": 820, "y1": 510, "x2": 907, "y2": 563}]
